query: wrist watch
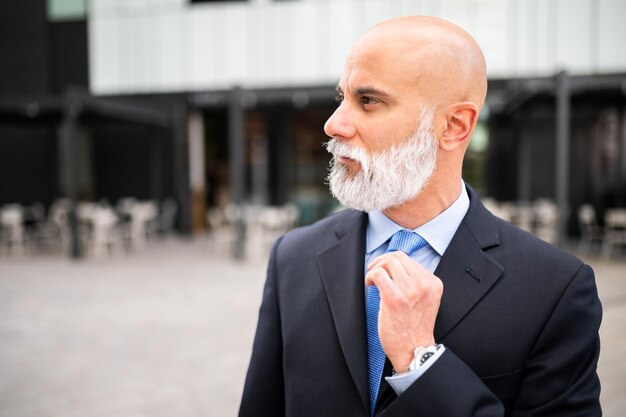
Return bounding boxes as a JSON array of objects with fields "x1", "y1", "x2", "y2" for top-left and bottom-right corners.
[{"x1": 393, "y1": 345, "x2": 439, "y2": 376}]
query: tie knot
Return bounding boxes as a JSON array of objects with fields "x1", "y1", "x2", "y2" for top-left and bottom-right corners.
[{"x1": 386, "y1": 230, "x2": 427, "y2": 255}]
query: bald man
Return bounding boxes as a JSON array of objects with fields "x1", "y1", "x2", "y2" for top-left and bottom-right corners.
[{"x1": 239, "y1": 16, "x2": 601, "y2": 417}]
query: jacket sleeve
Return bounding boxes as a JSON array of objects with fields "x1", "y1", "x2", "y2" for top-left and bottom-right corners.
[
  {"x1": 511, "y1": 264, "x2": 602, "y2": 416},
  {"x1": 238, "y1": 237, "x2": 285, "y2": 417},
  {"x1": 380, "y1": 348, "x2": 504, "y2": 416},
  {"x1": 380, "y1": 264, "x2": 602, "y2": 417}
]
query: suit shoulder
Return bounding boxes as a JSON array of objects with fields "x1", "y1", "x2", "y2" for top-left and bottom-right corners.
[
  {"x1": 283, "y1": 209, "x2": 363, "y2": 244},
  {"x1": 491, "y1": 216, "x2": 587, "y2": 280},
  {"x1": 278, "y1": 209, "x2": 362, "y2": 249}
]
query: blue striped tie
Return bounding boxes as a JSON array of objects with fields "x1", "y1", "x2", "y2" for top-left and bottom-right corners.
[{"x1": 366, "y1": 230, "x2": 427, "y2": 416}]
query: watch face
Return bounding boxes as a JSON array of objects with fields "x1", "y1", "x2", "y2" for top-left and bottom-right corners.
[{"x1": 419, "y1": 351, "x2": 435, "y2": 366}]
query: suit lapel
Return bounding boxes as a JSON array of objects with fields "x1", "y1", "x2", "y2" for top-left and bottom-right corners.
[
  {"x1": 434, "y1": 186, "x2": 505, "y2": 340},
  {"x1": 317, "y1": 211, "x2": 370, "y2": 413},
  {"x1": 314, "y1": 188, "x2": 504, "y2": 413}
]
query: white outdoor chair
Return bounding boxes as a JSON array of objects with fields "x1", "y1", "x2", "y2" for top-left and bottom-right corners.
[
  {"x1": 496, "y1": 202, "x2": 516, "y2": 223},
  {"x1": 602, "y1": 208, "x2": 626, "y2": 259},
  {"x1": 516, "y1": 205, "x2": 535, "y2": 233},
  {"x1": 128, "y1": 201, "x2": 159, "y2": 250},
  {"x1": 89, "y1": 205, "x2": 121, "y2": 258},
  {"x1": 206, "y1": 204, "x2": 237, "y2": 257},
  {"x1": 245, "y1": 204, "x2": 299, "y2": 260},
  {"x1": 578, "y1": 204, "x2": 603, "y2": 254},
  {"x1": 158, "y1": 198, "x2": 178, "y2": 235},
  {"x1": 47, "y1": 199, "x2": 71, "y2": 254},
  {"x1": 0, "y1": 204, "x2": 25, "y2": 256},
  {"x1": 534, "y1": 199, "x2": 559, "y2": 244}
]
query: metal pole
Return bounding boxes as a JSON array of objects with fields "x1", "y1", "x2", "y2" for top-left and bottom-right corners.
[
  {"x1": 64, "y1": 97, "x2": 82, "y2": 259},
  {"x1": 268, "y1": 108, "x2": 291, "y2": 206},
  {"x1": 229, "y1": 87, "x2": 246, "y2": 260},
  {"x1": 555, "y1": 70, "x2": 570, "y2": 246},
  {"x1": 516, "y1": 114, "x2": 532, "y2": 203},
  {"x1": 172, "y1": 101, "x2": 191, "y2": 235}
]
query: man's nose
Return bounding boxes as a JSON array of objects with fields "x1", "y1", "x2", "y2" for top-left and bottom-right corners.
[{"x1": 324, "y1": 104, "x2": 356, "y2": 140}]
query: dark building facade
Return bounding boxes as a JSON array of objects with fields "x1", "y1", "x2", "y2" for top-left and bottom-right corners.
[
  {"x1": 2, "y1": 1, "x2": 625, "y2": 249},
  {"x1": 0, "y1": 2, "x2": 185, "y2": 241}
]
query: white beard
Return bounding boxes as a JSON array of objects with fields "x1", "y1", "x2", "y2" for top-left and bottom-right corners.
[{"x1": 325, "y1": 107, "x2": 438, "y2": 212}]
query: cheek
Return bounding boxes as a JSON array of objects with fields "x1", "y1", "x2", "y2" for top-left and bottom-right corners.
[
  {"x1": 357, "y1": 120, "x2": 394, "y2": 151},
  {"x1": 357, "y1": 105, "x2": 424, "y2": 152},
  {"x1": 361, "y1": 125, "x2": 411, "y2": 153}
]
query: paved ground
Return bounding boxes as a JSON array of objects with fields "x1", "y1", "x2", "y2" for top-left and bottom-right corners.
[{"x1": 0, "y1": 238, "x2": 624, "y2": 417}]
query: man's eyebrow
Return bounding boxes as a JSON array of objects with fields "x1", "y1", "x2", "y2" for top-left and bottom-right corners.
[
  {"x1": 353, "y1": 87, "x2": 390, "y2": 97},
  {"x1": 335, "y1": 85, "x2": 391, "y2": 98}
]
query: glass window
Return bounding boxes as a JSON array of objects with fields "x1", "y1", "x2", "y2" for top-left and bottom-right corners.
[
  {"x1": 47, "y1": 0, "x2": 86, "y2": 22},
  {"x1": 190, "y1": 0, "x2": 248, "y2": 4}
]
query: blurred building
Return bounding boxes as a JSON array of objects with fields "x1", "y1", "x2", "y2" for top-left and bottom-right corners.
[{"x1": 1, "y1": 0, "x2": 626, "y2": 247}]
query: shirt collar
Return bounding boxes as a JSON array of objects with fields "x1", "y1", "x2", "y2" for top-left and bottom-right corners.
[{"x1": 366, "y1": 182, "x2": 470, "y2": 256}]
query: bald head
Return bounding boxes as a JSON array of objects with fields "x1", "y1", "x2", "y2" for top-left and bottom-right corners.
[
  {"x1": 325, "y1": 16, "x2": 487, "y2": 221},
  {"x1": 349, "y1": 16, "x2": 487, "y2": 110}
]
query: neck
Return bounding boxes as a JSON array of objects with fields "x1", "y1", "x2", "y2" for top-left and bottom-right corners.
[{"x1": 382, "y1": 175, "x2": 462, "y2": 230}]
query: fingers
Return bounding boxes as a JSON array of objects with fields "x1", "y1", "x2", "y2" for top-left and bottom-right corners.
[
  {"x1": 368, "y1": 251, "x2": 425, "y2": 274},
  {"x1": 365, "y1": 251, "x2": 443, "y2": 303},
  {"x1": 367, "y1": 251, "x2": 426, "y2": 289},
  {"x1": 365, "y1": 266, "x2": 402, "y2": 300},
  {"x1": 365, "y1": 252, "x2": 444, "y2": 371}
]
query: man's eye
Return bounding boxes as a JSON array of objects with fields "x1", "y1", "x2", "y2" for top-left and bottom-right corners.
[
  {"x1": 334, "y1": 95, "x2": 344, "y2": 104},
  {"x1": 361, "y1": 96, "x2": 377, "y2": 106}
]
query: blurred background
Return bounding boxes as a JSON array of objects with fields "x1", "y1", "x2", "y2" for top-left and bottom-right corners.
[{"x1": 0, "y1": 0, "x2": 625, "y2": 416}]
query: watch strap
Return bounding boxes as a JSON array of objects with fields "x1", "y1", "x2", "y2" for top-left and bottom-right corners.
[{"x1": 392, "y1": 344, "x2": 441, "y2": 376}]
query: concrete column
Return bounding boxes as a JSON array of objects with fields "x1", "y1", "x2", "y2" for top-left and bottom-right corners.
[
  {"x1": 267, "y1": 108, "x2": 291, "y2": 205},
  {"x1": 516, "y1": 114, "x2": 532, "y2": 202},
  {"x1": 555, "y1": 70, "x2": 571, "y2": 245},
  {"x1": 63, "y1": 96, "x2": 82, "y2": 259},
  {"x1": 172, "y1": 101, "x2": 191, "y2": 235},
  {"x1": 229, "y1": 87, "x2": 246, "y2": 260},
  {"x1": 188, "y1": 112, "x2": 206, "y2": 233}
]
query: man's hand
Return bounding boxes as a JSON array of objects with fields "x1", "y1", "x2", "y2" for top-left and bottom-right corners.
[{"x1": 365, "y1": 252, "x2": 444, "y2": 373}]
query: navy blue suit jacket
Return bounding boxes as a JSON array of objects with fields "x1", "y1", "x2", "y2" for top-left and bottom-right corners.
[{"x1": 239, "y1": 185, "x2": 602, "y2": 416}]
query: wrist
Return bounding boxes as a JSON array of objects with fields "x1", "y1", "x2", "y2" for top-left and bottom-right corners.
[
  {"x1": 392, "y1": 345, "x2": 440, "y2": 376},
  {"x1": 388, "y1": 335, "x2": 436, "y2": 372},
  {"x1": 390, "y1": 353, "x2": 414, "y2": 374}
]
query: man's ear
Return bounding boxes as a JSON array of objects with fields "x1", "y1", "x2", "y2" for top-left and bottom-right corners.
[{"x1": 440, "y1": 102, "x2": 479, "y2": 152}]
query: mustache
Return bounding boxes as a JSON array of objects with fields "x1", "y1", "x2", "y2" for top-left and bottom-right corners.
[
  {"x1": 324, "y1": 139, "x2": 369, "y2": 178},
  {"x1": 324, "y1": 138, "x2": 368, "y2": 162}
]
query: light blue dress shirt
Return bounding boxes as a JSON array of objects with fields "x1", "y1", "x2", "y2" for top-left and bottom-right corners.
[{"x1": 365, "y1": 182, "x2": 470, "y2": 396}]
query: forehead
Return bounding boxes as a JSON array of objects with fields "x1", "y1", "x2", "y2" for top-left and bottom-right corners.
[{"x1": 339, "y1": 40, "x2": 422, "y2": 97}]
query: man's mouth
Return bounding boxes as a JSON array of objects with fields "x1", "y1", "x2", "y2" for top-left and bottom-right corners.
[{"x1": 336, "y1": 155, "x2": 357, "y2": 164}]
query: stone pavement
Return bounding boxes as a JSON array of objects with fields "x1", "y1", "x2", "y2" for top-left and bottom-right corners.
[{"x1": 0, "y1": 238, "x2": 624, "y2": 417}]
